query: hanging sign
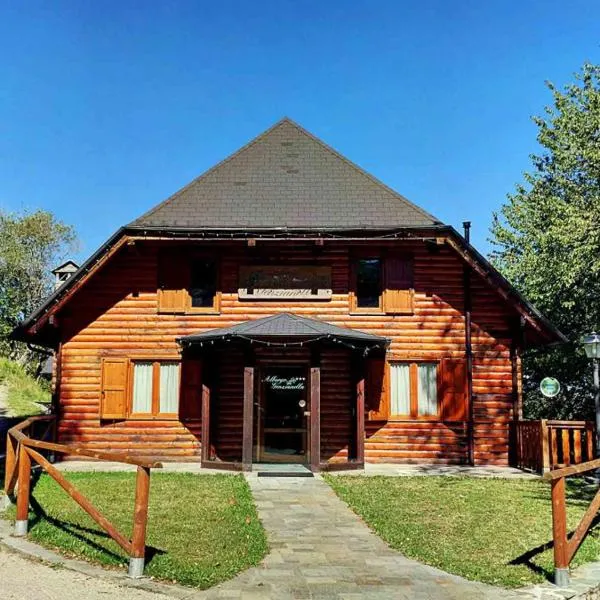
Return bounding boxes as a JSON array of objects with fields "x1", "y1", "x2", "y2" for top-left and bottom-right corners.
[
  {"x1": 239, "y1": 266, "x2": 332, "y2": 300},
  {"x1": 540, "y1": 377, "x2": 560, "y2": 398}
]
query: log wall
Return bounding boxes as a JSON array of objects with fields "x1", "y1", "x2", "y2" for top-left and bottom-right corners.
[{"x1": 56, "y1": 239, "x2": 519, "y2": 465}]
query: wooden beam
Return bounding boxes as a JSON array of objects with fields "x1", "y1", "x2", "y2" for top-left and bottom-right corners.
[
  {"x1": 242, "y1": 366, "x2": 254, "y2": 471},
  {"x1": 567, "y1": 484, "x2": 600, "y2": 562},
  {"x1": 545, "y1": 457, "x2": 600, "y2": 480},
  {"x1": 131, "y1": 466, "x2": 151, "y2": 559},
  {"x1": 24, "y1": 446, "x2": 133, "y2": 554},
  {"x1": 356, "y1": 373, "x2": 365, "y2": 464},
  {"x1": 21, "y1": 438, "x2": 162, "y2": 468},
  {"x1": 201, "y1": 381, "x2": 211, "y2": 465},
  {"x1": 551, "y1": 477, "x2": 569, "y2": 585},
  {"x1": 310, "y1": 366, "x2": 321, "y2": 472},
  {"x1": 15, "y1": 443, "x2": 32, "y2": 527}
]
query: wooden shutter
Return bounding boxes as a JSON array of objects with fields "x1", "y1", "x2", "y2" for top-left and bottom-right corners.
[
  {"x1": 440, "y1": 358, "x2": 468, "y2": 421},
  {"x1": 157, "y1": 249, "x2": 189, "y2": 313},
  {"x1": 179, "y1": 359, "x2": 202, "y2": 421},
  {"x1": 366, "y1": 359, "x2": 389, "y2": 421},
  {"x1": 100, "y1": 358, "x2": 129, "y2": 419},
  {"x1": 383, "y1": 256, "x2": 414, "y2": 314}
]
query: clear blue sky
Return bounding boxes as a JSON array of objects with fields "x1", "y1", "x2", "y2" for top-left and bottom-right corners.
[{"x1": 1, "y1": 1, "x2": 599, "y2": 262}]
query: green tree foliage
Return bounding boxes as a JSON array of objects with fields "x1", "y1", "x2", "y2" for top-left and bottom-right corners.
[
  {"x1": 0, "y1": 210, "x2": 77, "y2": 371},
  {"x1": 491, "y1": 63, "x2": 600, "y2": 419}
]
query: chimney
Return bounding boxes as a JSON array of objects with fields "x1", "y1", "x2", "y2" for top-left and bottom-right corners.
[
  {"x1": 52, "y1": 261, "x2": 79, "y2": 290},
  {"x1": 462, "y1": 221, "x2": 471, "y2": 244}
]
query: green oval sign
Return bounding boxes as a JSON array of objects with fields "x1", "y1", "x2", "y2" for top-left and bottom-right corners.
[{"x1": 540, "y1": 377, "x2": 560, "y2": 398}]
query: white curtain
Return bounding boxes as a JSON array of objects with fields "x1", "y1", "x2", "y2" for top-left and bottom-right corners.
[
  {"x1": 418, "y1": 364, "x2": 438, "y2": 416},
  {"x1": 160, "y1": 363, "x2": 180, "y2": 414},
  {"x1": 132, "y1": 362, "x2": 153, "y2": 413},
  {"x1": 390, "y1": 363, "x2": 410, "y2": 415}
]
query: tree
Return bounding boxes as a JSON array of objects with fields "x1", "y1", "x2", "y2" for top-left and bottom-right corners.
[
  {"x1": 0, "y1": 210, "x2": 77, "y2": 371},
  {"x1": 490, "y1": 63, "x2": 600, "y2": 419}
]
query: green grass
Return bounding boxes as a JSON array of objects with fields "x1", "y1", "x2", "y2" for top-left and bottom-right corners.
[
  {"x1": 4, "y1": 472, "x2": 268, "y2": 589},
  {"x1": 324, "y1": 475, "x2": 600, "y2": 588},
  {"x1": 0, "y1": 357, "x2": 50, "y2": 417}
]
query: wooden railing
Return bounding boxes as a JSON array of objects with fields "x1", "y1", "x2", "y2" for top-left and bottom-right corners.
[
  {"x1": 515, "y1": 420, "x2": 595, "y2": 474},
  {"x1": 546, "y1": 458, "x2": 600, "y2": 587},
  {"x1": 4, "y1": 416, "x2": 162, "y2": 578}
]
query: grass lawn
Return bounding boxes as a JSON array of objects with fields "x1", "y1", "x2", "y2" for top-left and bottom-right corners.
[
  {"x1": 4, "y1": 472, "x2": 268, "y2": 589},
  {"x1": 325, "y1": 475, "x2": 600, "y2": 588},
  {"x1": 0, "y1": 357, "x2": 50, "y2": 417}
]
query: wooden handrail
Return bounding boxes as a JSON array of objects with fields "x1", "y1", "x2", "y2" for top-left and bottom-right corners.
[
  {"x1": 544, "y1": 457, "x2": 600, "y2": 587},
  {"x1": 544, "y1": 458, "x2": 600, "y2": 480},
  {"x1": 5, "y1": 414, "x2": 161, "y2": 578}
]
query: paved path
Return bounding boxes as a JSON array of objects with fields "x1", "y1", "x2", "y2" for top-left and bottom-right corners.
[{"x1": 201, "y1": 475, "x2": 522, "y2": 599}]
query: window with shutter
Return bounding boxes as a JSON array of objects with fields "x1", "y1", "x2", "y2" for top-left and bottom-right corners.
[
  {"x1": 100, "y1": 358, "x2": 129, "y2": 419},
  {"x1": 389, "y1": 361, "x2": 440, "y2": 418},
  {"x1": 130, "y1": 360, "x2": 180, "y2": 418},
  {"x1": 157, "y1": 250, "x2": 220, "y2": 314},
  {"x1": 383, "y1": 256, "x2": 414, "y2": 314}
]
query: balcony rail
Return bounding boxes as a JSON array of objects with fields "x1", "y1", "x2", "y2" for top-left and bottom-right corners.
[{"x1": 515, "y1": 420, "x2": 595, "y2": 474}]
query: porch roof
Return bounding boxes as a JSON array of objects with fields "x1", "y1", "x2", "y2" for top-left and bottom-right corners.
[{"x1": 178, "y1": 313, "x2": 389, "y2": 351}]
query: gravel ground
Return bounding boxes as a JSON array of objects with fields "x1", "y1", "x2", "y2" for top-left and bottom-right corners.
[{"x1": 0, "y1": 549, "x2": 167, "y2": 600}]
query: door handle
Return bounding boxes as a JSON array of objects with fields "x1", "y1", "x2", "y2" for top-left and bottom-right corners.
[{"x1": 303, "y1": 411, "x2": 311, "y2": 416}]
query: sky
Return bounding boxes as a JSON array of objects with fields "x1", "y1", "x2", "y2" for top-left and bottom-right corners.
[{"x1": 1, "y1": 0, "x2": 599, "y2": 263}]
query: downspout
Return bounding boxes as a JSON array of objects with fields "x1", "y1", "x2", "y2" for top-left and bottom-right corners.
[{"x1": 462, "y1": 222, "x2": 475, "y2": 466}]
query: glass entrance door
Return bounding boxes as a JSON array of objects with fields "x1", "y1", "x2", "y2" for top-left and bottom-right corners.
[{"x1": 257, "y1": 365, "x2": 308, "y2": 463}]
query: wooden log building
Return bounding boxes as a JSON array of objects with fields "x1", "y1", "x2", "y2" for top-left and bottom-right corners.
[{"x1": 15, "y1": 118, "x2": 564, "y2": 471}]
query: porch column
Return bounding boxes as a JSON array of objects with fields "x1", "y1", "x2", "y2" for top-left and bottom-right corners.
[
  {"x1": 201, "y1": 379, "x2": 211, "y2": 466},
  {"x1": 310, "y1": 364, "x2": 321, "y2": 472},
  {"x1": 356, "y1": 370, "x2": 365, "y2": 465},
  {"x1": 242, "y1": 366, "x2": 254, "y2": 472}
]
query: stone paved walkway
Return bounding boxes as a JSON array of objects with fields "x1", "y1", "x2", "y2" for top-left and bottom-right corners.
[{"x1": 200, "y1": 474, "x2": 522, "y2": 599}]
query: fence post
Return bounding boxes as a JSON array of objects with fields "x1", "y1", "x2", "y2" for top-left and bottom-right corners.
[
  {"x1": 541, "y1": 420, "x2": 550, "y2": 474},
  {"x1": 14, "y1": 444, "x2": 31, "y2": 536},
  {"x1": 551, "y1": 476, "x2": 569, "y2": 586},
  {"x1": 128, "y1": 466, "x2": 150, "y2": 578}
]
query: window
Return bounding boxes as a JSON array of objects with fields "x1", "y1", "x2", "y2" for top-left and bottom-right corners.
[
  {"x1": 131, "y1": 361, "x2": 180, "y2": 417},
  {"x1": 351, "y1": 255, "x2": 414, "y2": 314},
  {"x1": 157, "y1": 249, "x2": 220, "y2": 314},
  {"x1": 190, "y1": 259, "x2": 217, "y2": 308},
  {"x1": 355, "y1": 259, "x2": 382, "y2": 309},
  {"x1": 389, "y1": 362, "x2": 438, "y2": 418}
]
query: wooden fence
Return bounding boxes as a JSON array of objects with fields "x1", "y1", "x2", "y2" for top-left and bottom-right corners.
[
  {"x1": 515, "y1": 420, "x2": 595, "y2": 474},
  {"x1": 4, "y1": 415, "x2": 162, "y2": 578},
  {"x1": 546, "y1": 458, "x2": 600, "y2": 586}
]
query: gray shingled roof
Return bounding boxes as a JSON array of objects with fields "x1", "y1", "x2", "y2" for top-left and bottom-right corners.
[
  {"x1": 130, "y1": 118, "x2": 440, "y2": 231},
  {"x1": 178, "y1": 313, "x2": 389, "y2": 347}
]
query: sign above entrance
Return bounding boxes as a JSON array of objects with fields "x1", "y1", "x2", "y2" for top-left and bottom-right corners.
[
  {"x1": 238, "y1": 266, "x2": 332, "y2": 300},
  {"x1": 263, "y1": 374, "x2": 306, "y2": 390}
]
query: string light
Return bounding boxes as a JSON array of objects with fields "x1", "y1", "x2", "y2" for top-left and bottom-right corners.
[{"x1": 182, "y1": 332, "x2": 387, "y2": 355}]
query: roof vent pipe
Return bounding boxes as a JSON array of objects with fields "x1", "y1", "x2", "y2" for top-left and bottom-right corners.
[{"x1": 462, "y1": 221, "x2": 471, "y2": 244}]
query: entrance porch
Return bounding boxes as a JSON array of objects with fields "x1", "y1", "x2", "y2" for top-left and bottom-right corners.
[{"x1": 178, "y1": 313, "x2": 388, "y2": 472}]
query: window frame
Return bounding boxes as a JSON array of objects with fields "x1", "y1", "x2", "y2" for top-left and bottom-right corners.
[
  {"x1": 349, "y1": 255, "x2": 384, "y2": 314},
  {"x1": 388, "y1": 360, "x2": 440, "y2": 420},
  {"x1": 186, "y1": 255, "x2": 221, "y2": 314},
  {"x1": 157, "y1": 250, "x2": 221, "y2": 315},
  {"x1": 349, "y1": 252, "x2": 415, "y2": 315},
  {"x1": 128, "y1": 359, "x2": 181, "y2": 420}
]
